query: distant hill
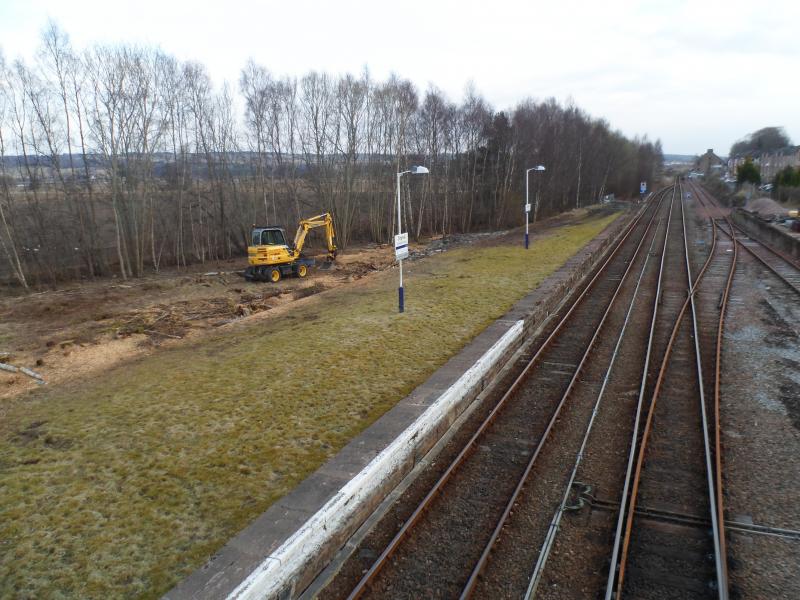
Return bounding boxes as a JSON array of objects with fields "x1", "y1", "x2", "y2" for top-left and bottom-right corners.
[{"x1": 663, "y1": 154, "x2": 697, "y2": 163}]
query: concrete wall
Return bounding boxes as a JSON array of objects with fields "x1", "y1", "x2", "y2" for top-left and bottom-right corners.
[{"x1": 732, "y1": 209, "x2": 800, "y2": 262}]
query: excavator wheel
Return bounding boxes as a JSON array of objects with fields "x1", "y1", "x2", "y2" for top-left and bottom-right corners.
[
  {"x1": 269, "y1": 267, "x2": 281, "y2": 283},
  {"x1": 297, "y1": 264, "x2": 308, "y2": 278}
]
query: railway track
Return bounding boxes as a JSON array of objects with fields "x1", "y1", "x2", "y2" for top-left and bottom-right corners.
[
  {"x1": 689, "y1": 183, "x2": 800, "y2": 295},
  {"x1": 522, "y1": 183, "x2": 676, "y2": 598},
  {"x1": 729, "y1": 227, "x2": 800, "y2": 292},
  {"x1": 322, "y1": 180, "x2": 787, "y2": 599},
  {"x1": 603, "y1": 180, "x2": 726, "y2": 599},
  {"x1": 688, "y1": 180, "x2": 739, "y2": 599},
  {"x1": 602, "y1": 180, "x2": 798, "y2": 600},
  {"x1": 460, "y1": 191, "x2": 675, "y2": 599},
  {"x1": 692, "y1": 183, "x2": 800, "y2": 599},
  {"x1": 605, "y1": 179, "x2": 735, "y2": 600},
  {"x1": 338, "y1": 190, "x2": 672, "y2": 599}
]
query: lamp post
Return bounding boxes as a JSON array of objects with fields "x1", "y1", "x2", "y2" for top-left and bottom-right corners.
[
  {"x1": 396, "y1": 165, "x2": 429, "y2": 313},
  {"x1": 525, "y1": 165, "x2": 546, "y2": 249}
]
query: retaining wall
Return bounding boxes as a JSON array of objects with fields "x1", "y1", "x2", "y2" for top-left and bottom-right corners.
[{"x1": 732, "y1": 209, "x2": 800, "y2": 262}]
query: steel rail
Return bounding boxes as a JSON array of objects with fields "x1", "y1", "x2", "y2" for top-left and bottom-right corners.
[
  {"x1": 715, "y1": 224, "x2": 800, "y2": 295},
  {"x1": 690, "y1": 181, "x2": 739, "y2": 593},
  {"x1": 458, "y1": 188, "x2": 669, "y2": 600},
  {"x1": 602, "y1": 184, "x2": 677, "y2": 599},
  {"x1": 522, "y1": 190, "x2": 670, "y2": 600},
  {"x1": 713, "y1": 219, "x2": 736, "y2": 595},
  {"x1": 693, "y1": 179, "x2": 797, "y2": 589},
  {"x1": 694, "y1": 190, "x2": 800, "y2": 295},
  {"x1": 345, "y1": 192, "x2": 668, "y2": 600},
  {"x1": 679, "y1": 180, "x2": 727, "y2": 599},
  {"x1": 606, "y1": 182, "x2": 722, "y2": 599}
]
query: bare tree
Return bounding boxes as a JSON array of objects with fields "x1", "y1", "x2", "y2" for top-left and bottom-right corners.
[
  {"x1": 0, "y1": 52, "x2": 29, "y2": 287},
  {"x1": 0, "y1": 22, "x2": 664, "y2": 287}
]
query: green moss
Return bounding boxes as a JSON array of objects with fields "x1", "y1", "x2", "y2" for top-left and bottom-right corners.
[{"x1": 0, "y1": 212, "x2": 618, "y2": 598}]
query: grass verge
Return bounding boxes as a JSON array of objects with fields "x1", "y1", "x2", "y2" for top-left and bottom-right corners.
[{"x1": 0, "y1": 212, "x2": 619, "y2": 598}]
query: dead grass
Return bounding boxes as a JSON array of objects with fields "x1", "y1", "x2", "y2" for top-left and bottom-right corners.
[{"x1": 0, "y1": 212, "x2": 619, "y2": 598}]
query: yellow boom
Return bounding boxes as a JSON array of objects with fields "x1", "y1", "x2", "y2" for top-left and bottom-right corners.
[{"x1": 292, "y1": 213, "x2": 338, "y2": 263}]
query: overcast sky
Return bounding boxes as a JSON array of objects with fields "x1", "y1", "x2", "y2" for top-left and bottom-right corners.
[{"x1": 1, "y1": 0, "x2": 798, "y2": 155}]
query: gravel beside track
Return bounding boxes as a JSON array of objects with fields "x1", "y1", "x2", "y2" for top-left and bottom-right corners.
[{"x1": 693, "y1": 184, "x2": 800, "y2": 598}]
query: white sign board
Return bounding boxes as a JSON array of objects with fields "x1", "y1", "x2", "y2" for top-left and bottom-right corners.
[
  {"x1": 640, "y1": 181, "x2": 647, "y2": 194},
  {"x1": 525, "y1": 203, "x2": 532, "y2": 213},
  {"x1": 394, "y1": 232, "x2": 409, "y2": 261}
]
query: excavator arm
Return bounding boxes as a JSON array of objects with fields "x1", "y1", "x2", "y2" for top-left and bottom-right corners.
[{"x1": 292, "y1": 213, "x2": 338, "y2": 264}]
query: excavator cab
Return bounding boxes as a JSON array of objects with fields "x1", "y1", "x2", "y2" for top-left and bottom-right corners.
[{"x1": 252, "y1": 227, "x2": 288, "y2": 247}]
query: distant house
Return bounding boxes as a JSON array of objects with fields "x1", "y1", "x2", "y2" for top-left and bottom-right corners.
[
  {"x1": 728, "y1": 146, "x2": 800, "y2": 183},
  {"x1": 758, "y1": 146, "x2": 800, "y2": 182},
  {"x1": 694, "y1": 149, "x2": 726, "y2": 175}
]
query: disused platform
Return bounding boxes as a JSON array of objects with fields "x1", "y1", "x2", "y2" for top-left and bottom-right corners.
[{"x1": 165, "y1": 211, "x2": 633, "y2": 600}]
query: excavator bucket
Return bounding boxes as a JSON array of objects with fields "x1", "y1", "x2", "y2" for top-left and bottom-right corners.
[{"x1": 318, "y1": 260, "x2": 335, "y2": 271}]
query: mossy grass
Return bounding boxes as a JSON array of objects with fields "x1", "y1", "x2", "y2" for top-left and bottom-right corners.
[{"x1": 0, "y1": 212, "x2": 619, "y2": 598}]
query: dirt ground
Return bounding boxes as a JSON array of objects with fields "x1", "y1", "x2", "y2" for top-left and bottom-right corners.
[
  {"x1": 0, "y1": 211, "x2": 594, "y2": 400},
  {"x1": 0, "y1": 243, "x2": 418, "y2": 399}
]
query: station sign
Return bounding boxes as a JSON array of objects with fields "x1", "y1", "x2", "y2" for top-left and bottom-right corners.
[
  {"x1": 640, "y1": 181, "x2": 647, "y2": 194},
  {"x1": 394, "y1": 232, "x2": 409, "y2": 260}
]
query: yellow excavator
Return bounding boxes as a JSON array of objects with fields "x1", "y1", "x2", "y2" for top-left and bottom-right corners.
[{"x1": 243, "y1": 212, "x2": 338, "y2": 282}]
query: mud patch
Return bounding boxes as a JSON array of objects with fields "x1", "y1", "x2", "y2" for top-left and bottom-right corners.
[
  {"x1": 10, "y1": 421, "x2": 70, "y2": 451},
  {"x1": 12, "y1": 420, "x2": 48, "y2": 445},
  {"x1": 293, "y1": 283, "x2": 327, "y2": 300}
]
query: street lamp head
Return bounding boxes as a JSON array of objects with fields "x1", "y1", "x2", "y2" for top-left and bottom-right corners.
[
  {"x1": 410, "y1": 165, "x2": 429, "y2": 175},
  {"x1": 535, "y1": 165, "x2": 546, "y2": 171}
]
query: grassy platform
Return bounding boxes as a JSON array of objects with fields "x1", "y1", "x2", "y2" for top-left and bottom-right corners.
[{"x1": 0, "y1": 212, "x2": 619, "y2": 598}]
